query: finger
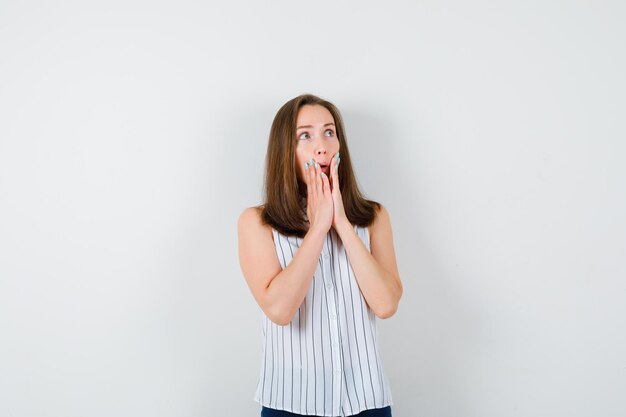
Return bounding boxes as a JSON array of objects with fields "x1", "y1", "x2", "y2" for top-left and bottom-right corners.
[
  {"x1": 307, "y1": 159, "x2": 315, "y2": 205},
  {"x1": 331, "y1": 153, "x2": 340, "y2": 186},
  {"x1": 321, "y1": 171, "x2": 331, "y2": 197},
  {"x1": 307, "y1": 159, "x2": 316, "y2": 205},
  {"x1": 304, "y1": 161, "x2": 313, "y2": 199},
  {"x1": 313, "y1": 161, "x2": 322, "y2": 196},
  {"x1": 314, "y1": 161, "x2": 323, "y2": 197},
  {"x1": 303, "y1": 160, "x2": 310, "y2": 184},
  {"x1": 329, "y1": 154, "x2": 335, "y2": 184}
]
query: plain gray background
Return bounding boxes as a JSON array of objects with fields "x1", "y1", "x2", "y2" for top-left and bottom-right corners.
[{"x1": 1, "y1": 1, "x2": 625, "y2": 416}]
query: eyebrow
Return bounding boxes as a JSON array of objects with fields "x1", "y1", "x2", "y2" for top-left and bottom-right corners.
[{"x1": 296, "y1": 123, "x2": 335, "y2": 130}]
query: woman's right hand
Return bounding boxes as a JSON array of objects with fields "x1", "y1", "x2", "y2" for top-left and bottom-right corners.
[{"x1": 304, "y1": 159, "x2": 333, "y2": 234}]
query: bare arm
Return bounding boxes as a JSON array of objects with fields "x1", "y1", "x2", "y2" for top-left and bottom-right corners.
[
  {"x1": 334, "y1": 204, "x2": 403, "y2": 319},
  {"x1": 239, "y1": 161, "x2": 334, "y2": 325},
  {"x1": 237, "y1": 207, "x2": 327, "y2": 325}
]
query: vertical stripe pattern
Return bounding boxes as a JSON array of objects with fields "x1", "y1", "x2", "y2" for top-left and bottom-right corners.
[{"x1": 253, "y1": 226, "x2": 393, "y2": 417}]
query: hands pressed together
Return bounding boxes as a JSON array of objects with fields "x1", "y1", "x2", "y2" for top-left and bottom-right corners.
[{"x1": 304, "y1": 152, "x2": 346, "y2": 233}]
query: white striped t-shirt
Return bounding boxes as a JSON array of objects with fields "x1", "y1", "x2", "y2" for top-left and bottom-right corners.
[{"x1": 254, "y1": 224, "x2": 393, "y2": 417}]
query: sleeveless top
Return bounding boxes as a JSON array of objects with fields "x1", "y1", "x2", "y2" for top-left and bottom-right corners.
[{"x1": 254, "y1": 224, "x2": 393, "y2": 417}]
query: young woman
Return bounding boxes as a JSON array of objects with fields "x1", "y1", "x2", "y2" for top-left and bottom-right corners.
[{"x1": 238, "y1": 94, "x2": 403, "y2": 417}]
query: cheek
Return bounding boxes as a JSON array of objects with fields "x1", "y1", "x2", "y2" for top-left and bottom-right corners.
[
  {"x1": 295, "y1": 150, "x2": 308, "y2": 179},
  {"x1": 296, "y1": 150, "x2": 307, "y2": 168}
]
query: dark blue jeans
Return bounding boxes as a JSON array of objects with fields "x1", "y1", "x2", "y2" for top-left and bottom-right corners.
[{"x1": 261, "y1": 406, "x2": 392, "y2": 417}]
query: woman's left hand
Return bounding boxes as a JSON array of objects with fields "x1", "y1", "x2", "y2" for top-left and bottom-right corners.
[{"x1": 329, "y1": 152, "x2": 348, "y2": 228}]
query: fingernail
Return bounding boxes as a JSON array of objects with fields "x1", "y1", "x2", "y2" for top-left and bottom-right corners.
[
  {"x1": 315, "y1": 162, "x2": 319, "y2": 168},
  {"x1": 309, "y1": 158, "x2": 313, "y2": 165},
  {"x1": 305, "y1": 162, "x2": 309, "y2": 170},
  {"x1": 322, "y1": 172, "x2": 327, "y2": 177},
  {"x1": 336, "y1": 153, "x2": 340, "y2": 159}
]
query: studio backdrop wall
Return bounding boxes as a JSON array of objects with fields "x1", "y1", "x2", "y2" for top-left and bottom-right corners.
[{"x1": 1, "y1": 1, "x2": 625, "y2": 416}]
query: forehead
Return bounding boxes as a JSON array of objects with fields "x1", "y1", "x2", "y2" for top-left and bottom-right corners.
[{"x1": 296, "y1": 104, "x2": 335, "y2": 127}]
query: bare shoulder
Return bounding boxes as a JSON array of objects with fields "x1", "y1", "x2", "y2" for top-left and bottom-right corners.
[
  {"x1": 237, "y1": 206, "x2": 281, "y2": 295},
  {"x1": 369, "y1": 203, "x2": 392, "y2": 239},
  {"x1": 237, "y1": 206, "x2": 275, "y2": 248},
  {"x1": 368, "y1": 203, "x2": 401, "y2": 281},
  {"x1": 238, "y1": 206, "x2": 265, "y2": 233}
]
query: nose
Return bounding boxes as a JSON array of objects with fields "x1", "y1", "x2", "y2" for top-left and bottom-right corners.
[
  {"x1": 315, "y1": 147, "x2": 327, "y2": 156},
  {"x1": 315, "y1": 140, "x2": 327, "y2": 156}
]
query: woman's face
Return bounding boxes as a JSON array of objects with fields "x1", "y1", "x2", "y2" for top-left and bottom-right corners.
[{"x1": 294, "y1": 104, "x2": 340, "y2": 182}]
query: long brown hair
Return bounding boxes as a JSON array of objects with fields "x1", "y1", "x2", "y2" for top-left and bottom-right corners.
[{"x1": 259, "y1": 93, "x2": 380, "y2": 237}]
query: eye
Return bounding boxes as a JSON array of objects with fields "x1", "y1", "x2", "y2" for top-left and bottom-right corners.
[
  {"x1": 324, "y1": 129, "x2": 335, "y2": 137},
  {"x1": 298, "y1": 132, "x2": 310, "y2": 140}
]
